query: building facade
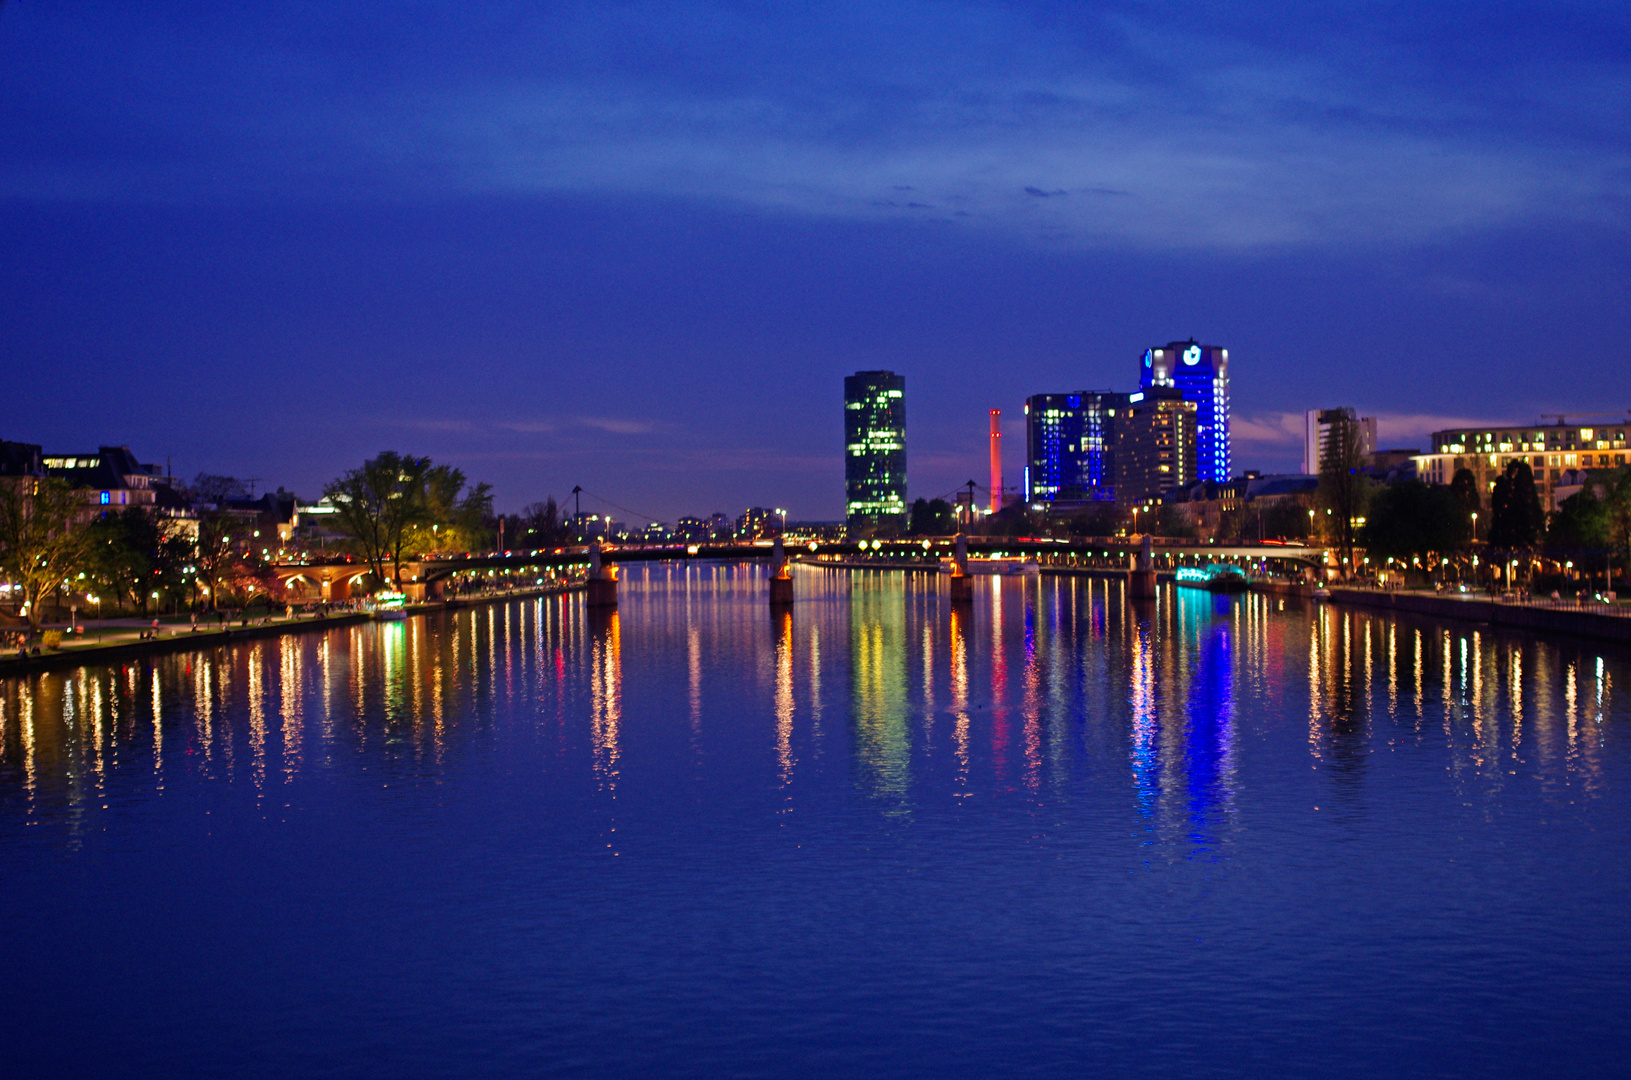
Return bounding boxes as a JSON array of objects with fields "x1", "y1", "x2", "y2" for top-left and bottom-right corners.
[
  {"x1": 844, "y1": 371, "x2": 907, "y2": 526},
  {"x1": 1023, "y1": 391, "x2": 1128, "y2": 507},
  {"x1": 1113, "y1": 388, "x2": 1197, "y2": 506},
  {"x1": 1413, "y1": 421, "x2": 1630, "y2": 511},
  {"x1": 1303, "y1": 409, "x2": 1378, "y2": 474},
  {"x1": 43, "y1": 446, "x2": 166, "y2": 516},
  {"x1": 1140, "y1": 340, "x2": 1230, "y2": 483}
]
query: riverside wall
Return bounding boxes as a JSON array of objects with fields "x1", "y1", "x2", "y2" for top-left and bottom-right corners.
[{"x1": 1327, "y1": 587, "x2": 1631, "y2": 645}]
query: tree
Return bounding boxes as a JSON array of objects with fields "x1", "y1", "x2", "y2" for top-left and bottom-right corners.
[
  {"x1": 1361, "y1": 481, "x2": 1470, "y2": 575},
  {"x1": 187, "y1": 474, "x2": 255, "y2": 611},
  {"x1": 1489, "y1": 461, "x2": 1543, "y2": 553},
  {"x1": 1255, "y1": 497, "x2": 1314, "y2": 542},
  {"x1": 1152, "y1": 503, "x2": 1194, "y2": 539},
  {"x1": 1063, "y1": 502, "x2": 1127, "y2": 538},
  {"x1": 1547, "y1": 487, "x2": 1608, "y2": 555},
  {"x1": 1603, "y1": 468, "x2": 1631, "y2": 590},
  {"x1": 1449, "y1": 467, "x2": 1482, "y2": 520},
  {"x1": 0, "y1": 477, "x2": 93, "y2": 633},
  {"x1": 325, "y1": 452, "x2": 494, "y2": 588},
  {"x1": 908, "y1": 497, "x2": 956, "y2": 536},
  {"x1": 324, "y1": 452, "x2": 429, "y2": 586},
  {"x1": 403, "y1": 464, "x2": 493, "y2": 555},
  {"x1": 519, "y1": 499, "x2": 571, "y2": 547},
  {"x1": 1316, "y1": 408, "x2": 1369, "y2": 576},
  {"x1": 86, "y1": 507, "x2": 193, "y2": 614}
]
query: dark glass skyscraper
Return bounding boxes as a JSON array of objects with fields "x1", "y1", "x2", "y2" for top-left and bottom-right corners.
[
  {"x1": 1139, "y1": 340, "x2": 1230, "y2": 483},
  {"x1": 1023, "y1": 391, "x2": 1129, "y2": 506},
  {"x1": 844, "y1": 371, "x2": 907, "y2": 526}
]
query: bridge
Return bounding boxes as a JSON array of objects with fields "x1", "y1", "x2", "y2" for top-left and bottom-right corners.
[{"x1": 272, "y1": 536, "x2": 1326, "y2": 605}]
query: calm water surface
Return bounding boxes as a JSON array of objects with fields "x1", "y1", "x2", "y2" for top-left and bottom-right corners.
[{"x1": 2, "y1": 565, "x2": 1629, "y2": 1078}]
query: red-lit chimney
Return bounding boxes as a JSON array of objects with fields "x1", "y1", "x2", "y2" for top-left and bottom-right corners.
[{"x1": 989, "y1": 409, "x2": 1002, "y2": 514}]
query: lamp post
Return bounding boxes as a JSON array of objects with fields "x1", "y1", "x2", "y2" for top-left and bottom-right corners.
[{"x1": 1470, "y1": 512, "x2": 1479, "y2": 585}]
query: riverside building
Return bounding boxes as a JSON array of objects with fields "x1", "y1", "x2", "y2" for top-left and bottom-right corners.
[
  {"x1": 1023, "y1": 392, "x2": 1129, "y2": 508},
  {"x1": 1413, "y1": 420, "x2": 1629, "y2": 510},
  {"x1": 844, "y1": 371, "x2": 907, "y2": 527},
  {"x1": 1140, "y1": 340, "x2": 1230, "y2": 483}
]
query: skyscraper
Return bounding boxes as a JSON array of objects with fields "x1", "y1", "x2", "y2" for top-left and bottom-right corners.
[
  {"x1": 1113, "y1": 387, "x2": 1197, "y2": 506},
  {"x1": 1304, "y1": 408, "x2": 1378, "y2": 474},
  {"x1": 844, "y1": 371, "x2": 907, "y2": 526},
  {"x1": 1023, "y1": 391, "x2": 1129, "y2": 507},
  {"x1": 1140, "y1": 340, "x2": 1230, "y2": 483}
]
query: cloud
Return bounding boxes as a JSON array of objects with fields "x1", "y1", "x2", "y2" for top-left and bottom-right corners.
[
  {"x1": 1231, "y1": 412, "x2": 1304, "y2": 448},
  {"x1": 574, "y1": 416, "x2": 655, "y2": 435},
  {"x1": 371, "y1": 415, "x2": 658, "y2": 438},
  {"x1": 372, "y1": 417, "x2": 477, "y2": 433},
  {"x1": 4, "y1": 2, "x2": 1626, "y2": 251}
]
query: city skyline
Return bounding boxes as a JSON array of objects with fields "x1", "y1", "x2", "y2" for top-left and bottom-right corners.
[{"x1": 3, "y1": 2, "x2": 1628, "y2": 519}]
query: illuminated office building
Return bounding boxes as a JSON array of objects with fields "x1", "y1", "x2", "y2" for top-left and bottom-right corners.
[
  {"x1": 1113, "y1": 387, "x2": 1197, "y2": 506},
  {"x1": 844, "y1": 370, "x2": 907, "y2": 526},
  {"x1": 1023, "y1": 392, "x2": 1129, "y2": 507},
  {"x1": 1140, "y1": 340, "x2": 1230, "y2": 483}
]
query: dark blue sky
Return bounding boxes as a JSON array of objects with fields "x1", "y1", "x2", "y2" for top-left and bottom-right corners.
[{"x1": 3, "y1": 1, "x2": 1628, "y2": 521}]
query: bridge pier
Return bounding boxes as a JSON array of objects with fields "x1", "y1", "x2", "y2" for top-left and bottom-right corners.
[
  {"x1": 769, "y1": 537, "x2": 794, "y2": 605},
  {"x1": 948, "y1": 535, "x2": 973, "y2": 602},
  {"x1": 587, "y1": 544, "x2": 618, "y2": 608},
  {"x1": 1129, "y1": 534, "x2": 1158, "y2": 599}
]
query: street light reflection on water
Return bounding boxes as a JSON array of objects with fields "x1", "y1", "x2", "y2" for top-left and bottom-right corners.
[
  {"x1": 0, "y1": 565, "x2": 1620, "y2": 845},
  {"x1": 0, "y1": 563, "x2": 1628, "y2": 1077}
]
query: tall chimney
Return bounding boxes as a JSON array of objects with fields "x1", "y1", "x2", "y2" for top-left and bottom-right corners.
[{"x1": 988, "y1": 409, "x2": 1002, "y2": 514}]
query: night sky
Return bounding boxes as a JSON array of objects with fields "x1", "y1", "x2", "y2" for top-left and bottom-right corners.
[{"x1": 3, "y1": 2, "x2": 1628, "y2": 522}]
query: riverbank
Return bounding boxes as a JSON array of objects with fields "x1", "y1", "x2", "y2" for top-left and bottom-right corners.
[
  {"x1": 0, "y1": 582, "x2": 586, "y2": 676},
  {"x1": 1326, "y1": 586, "x2": 1631, "y2": 644},
  {"x1": 0, "y1": 611, "x2": 373, "y2": 675}
]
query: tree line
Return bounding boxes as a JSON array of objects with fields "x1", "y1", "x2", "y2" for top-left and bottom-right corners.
[{"x1": 0, "y1": 450, "x2": 578, "y2": 634}]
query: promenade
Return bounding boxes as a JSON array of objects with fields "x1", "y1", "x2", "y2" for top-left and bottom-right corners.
[{"x1": 0, "y1": 582, "x2": 585, "y2": 675}]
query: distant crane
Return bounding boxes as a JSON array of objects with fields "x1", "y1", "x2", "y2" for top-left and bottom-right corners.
[{"x1": 1539, "y1": 412, "x2": 1630, "y2": 425}]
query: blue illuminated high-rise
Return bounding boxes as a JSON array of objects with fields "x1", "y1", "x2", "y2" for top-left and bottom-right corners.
[
  {"x1": 1023, "y1": 392, "x2": 1128, "y2": 506},
  {"x1": 1139, "y1": 340, "x2": 1230, "y2": 483}
]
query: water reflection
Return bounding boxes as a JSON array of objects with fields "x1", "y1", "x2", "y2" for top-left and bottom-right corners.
[
  {"x1": 589, "y1": 611, "x2": 622, "y2": 791},
  {"x1": 0, "y1": 577, "x2": 1626, "y2": 848},
  {"x1": 849, "y1": 574, "x2": 910, "y2": 811}
]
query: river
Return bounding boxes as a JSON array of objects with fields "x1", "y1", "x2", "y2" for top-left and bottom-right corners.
[{"x1": 2, "y1": 564, "x2": 1628, "y2": 1078}]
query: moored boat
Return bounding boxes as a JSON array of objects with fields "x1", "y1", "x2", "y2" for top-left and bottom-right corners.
[
  {"x1": 1175, "y1": 564, "x2": 1250, "y2": 593},
  {"x1": 366, "y1": 591, "x2": 409, "y2": 620}
]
